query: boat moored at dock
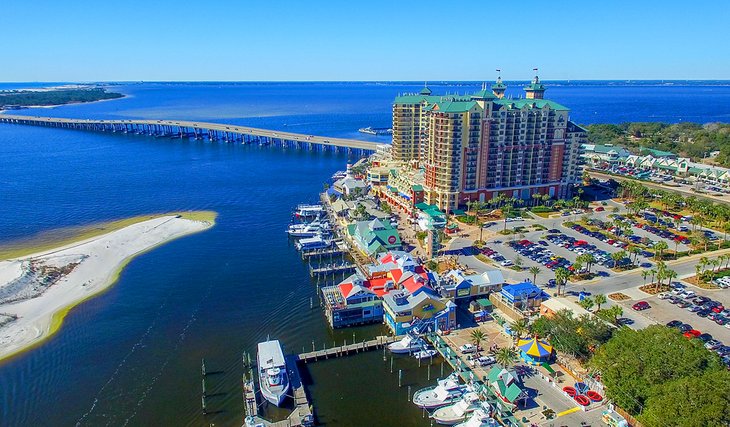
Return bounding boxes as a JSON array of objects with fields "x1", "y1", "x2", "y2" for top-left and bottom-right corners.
[
  {"x1": 257, "y1": 339, "x2": 290, "y2": 407},
  {"x1": 412, "y1": 373, "x2": 467, "y2": 409},
  {"x1": 454, "y1": 407, "x2": 497, "y2": 427},
  {"x1": 388, "y1": 333, "x2": 424, "y2": 354},
  {"x1": 287, "y1": 220, "x2": 331, "y2": 238},
  {"x1": 431, "y1": 392, "x2": 483, "y2": 425},
  {"x1": 294, "y1": 204, "x2": 324, "y2": 220},
  {"x1": 296, "y1": 235, "x2": 332, "y2": 251},
  {"x1": 413, "y1": 348, "x2": 438, "y2": 360}
]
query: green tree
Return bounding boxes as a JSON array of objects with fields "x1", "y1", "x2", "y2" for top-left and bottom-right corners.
[
  {"x1": 528, "y1": 266, "x2": 541, "y2": 284},
  {"x1": 554, "y1": 267, "x2": 571, "y2": 296},
  {"x1": 653, "y1": 241, "x2": 669, "y2": 261},
  {"x1": 594, "y1": 294, "x2": 607, "y2": 311},
  {"x1": 495, "y1": 347, "x2": 518, "y2": 367},
  {"x1": 470, "y1": 329, "x2": 486, "y2": 350},
  {"x1": 509, "y1": 318, "x2": 530, "y2": 342},
  {"x1": 590, "y1": 325, "x2": 723, "y2": 416},
  {"x1": 640, "y1": 370, "x2": 730, "y2": 427},
  {"x1": 579, "y1": 297, "x2": 595, "y2": 311}
]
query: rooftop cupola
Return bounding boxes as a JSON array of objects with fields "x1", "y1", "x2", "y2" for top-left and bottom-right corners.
[
  {"x1": 491, "y1": 69, "x2": 507, "y2": 98},
  {"x1": 419, "y1": 82, "x2": 432, "y2": 95},
  {"x1": 524, "y1": 68, "x2": 546, "y2": 99},
  {"x1": 470, "y1": 81, "x2": 497, "y2": 101}
]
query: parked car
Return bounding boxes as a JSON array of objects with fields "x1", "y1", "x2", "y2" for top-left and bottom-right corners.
[
  {"x1": 632, "y1": 301, "x2": 651, "y2": 311},
  {"x1": 666, "y1": 320, "x2": 683, "y2": 328},
  {"x1": 459, "y1": 344, "x2": 477, "y2": 354}
]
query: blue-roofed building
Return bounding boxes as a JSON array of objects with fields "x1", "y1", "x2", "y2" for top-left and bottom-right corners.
[{"x1": 499, "y1": 282, "x2": 545, "y2": 311}]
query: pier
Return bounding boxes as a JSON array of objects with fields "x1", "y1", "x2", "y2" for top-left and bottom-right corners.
[
  {"x1": 297, "y1": 335, "x2": 398, "y2": 363},
  {"x1": 308, "y1": 262, "x2": 357, "y2": 277},
  {"x1": 300, "y1": 242, "x2": 347, "y2": 260},
  {"x1": 0, "y1": 114, "x2": 382, "y2": 155}
]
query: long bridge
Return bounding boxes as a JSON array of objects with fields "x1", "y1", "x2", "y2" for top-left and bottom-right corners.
[{"x1": 0, "y1": 114, "x2": 383, "y2": 155}]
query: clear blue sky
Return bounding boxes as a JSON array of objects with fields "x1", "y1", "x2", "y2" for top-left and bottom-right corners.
[{"x1": 2, "y1": 0, "x2": 728, "y2": 81}]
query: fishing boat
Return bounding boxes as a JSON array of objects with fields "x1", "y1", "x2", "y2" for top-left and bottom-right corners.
[
  {"x1": 431, "y1": 392, "x2": 482, "y2": 425},
  {"x1": 286, "y1": 220, "x2": 330, "y2": 238},
  {"x1": 388, "y1": 333, "x2": 424, "y2": 354},
  {"x1": 454, "y1": 406, "x2": 497, "y2": 427},
  {"x1": 413, "y1": 348, "x2": 438, "y2": 360},
  {"x1": 257, "y1": 339, "x2": 290, "y2": 406},
  {"x1": 295, "y1": 235, "x2": 332, "y2": 251},
  {"x1": 412, "y1": 373, "x2": 467, "y2": 409},
  {"x1": 294, "y1": 204, "x2": 324, "y2": 220}
]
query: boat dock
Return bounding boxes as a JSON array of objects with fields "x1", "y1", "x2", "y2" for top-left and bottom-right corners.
[
  {"x1": 425, "y1": 333, "x2": 523, "y2": 427},
  {"x1": 300, "y1": 242, "x2": 347, "y2": 260},
  {"x1": 308, "y1": 262, "x2": 357, "y2": 277},
  {"x1": 297, "y1": 335, "x2": 398, "y2": 363}
]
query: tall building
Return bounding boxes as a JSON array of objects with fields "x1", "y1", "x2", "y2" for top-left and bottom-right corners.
[{"x1": 391, "y1": 75, "x2": 585, "y2": 212}]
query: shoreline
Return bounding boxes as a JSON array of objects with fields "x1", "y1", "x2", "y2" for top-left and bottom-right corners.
[{"x1": 0, "y1": 211, "x2": 217, "y2": 364}]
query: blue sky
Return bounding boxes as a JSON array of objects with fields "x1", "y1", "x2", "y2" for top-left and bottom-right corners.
[{"x1": 1, "y1": 0, "x2": 727, "y2": 81}]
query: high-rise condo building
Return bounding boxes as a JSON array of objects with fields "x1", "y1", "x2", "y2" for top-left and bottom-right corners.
[{"x1": 391, "y1": 75, "x2": 585, "y2": 212}]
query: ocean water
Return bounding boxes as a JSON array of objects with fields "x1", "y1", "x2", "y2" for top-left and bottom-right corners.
[{"x1": 0, "y1": 82, "x2": 729, "y2": 427}]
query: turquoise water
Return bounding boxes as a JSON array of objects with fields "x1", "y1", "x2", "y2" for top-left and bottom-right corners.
[{"x1": 0, "y1": 82, "x2": 729, "y2": 427}]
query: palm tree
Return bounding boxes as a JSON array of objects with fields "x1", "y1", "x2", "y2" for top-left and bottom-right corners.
[
  {"x1": 470, "y1": 329, "x2": 486, "y2": 351},
  {"x1": 665, "y1": 269, "x2": 678, "y2": 289},
  {"x1": 555, "y1": 267, "x2": 571, "y2": 296},
  {"x1": 630, "y1": 246, "x2": 642, "y2": 264},
  {"x1": 495, "y1": 347, "x2": 518, "y2": 367},
  {"x1": 582, "y1": 253, "x2": 596, "y2": 273},
  {"x1": 653, "y1": 241, "x2": 668, "y2": 261},
  {"x1": 641, "y1": 270, "x2": 650, "y2": 284},
  {"x1": 594, "y1": 294, "x2": 607, "y2": 311},
  {"x1": 610, "y1": 251, "x2": 624, "y2": 269},
  {"x1": 528, "y1": 266, "x2": 541, "y2": 284},
  {"x1": 579, "y1": 297, "x2": 595, "y2": 311},
  {"x1": 649, "y1": 268, "x2": 657, "y2": 285},
  {"x1": 573, "y1": 260, "x2": 584, "y2": 276},
  {"x1": 510, "y1": 318, "x2": 530, "y2": 342}
]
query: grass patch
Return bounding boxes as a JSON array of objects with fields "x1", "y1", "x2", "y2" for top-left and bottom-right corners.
[
  {"x1": 475, "y1": 254, "x2": 493, "y2": 264},
  {"x1": 0, "y1": 210, "x2": 217, "y2": 260}
]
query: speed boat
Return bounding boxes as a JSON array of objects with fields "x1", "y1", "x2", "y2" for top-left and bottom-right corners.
[
  {"x1": 388, "y1": 333, "x2": 424, "y2": 354},
  {"x1": 412, "y1": 373, "x2": 466, "y2": 409},
  {"x1": 413, "y1": 349, "x2": 438, "y2": 360},
  {"x1": 431, "y1": 392, "x2": 482, "y2": 425},
  {"x1": 454, "y1": 406, "x2": 497, "y2": 427}
]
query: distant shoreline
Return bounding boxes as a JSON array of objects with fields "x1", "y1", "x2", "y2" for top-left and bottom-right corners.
[
  {"x1": 0, "y1": 87, "x2": 125, "y2": 110},
  {"x1": 0, "y1": 211, "x2": 217, "y2": 363}
]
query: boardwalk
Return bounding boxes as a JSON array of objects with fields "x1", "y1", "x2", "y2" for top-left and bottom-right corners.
[
  {"x1": 0, "y1": 114, "x2": 383, "y2": 154},
  {"x1": 298, "y1": 335, "x2": 398, "y2": 363}
]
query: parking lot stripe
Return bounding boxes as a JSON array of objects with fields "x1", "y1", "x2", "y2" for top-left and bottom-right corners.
[{"x1": 556, "y1": 406, "x2": 582, "y2": 417}]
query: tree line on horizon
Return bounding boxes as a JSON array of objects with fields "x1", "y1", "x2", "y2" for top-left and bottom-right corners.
[
  {"x1": 585, "y1": 121, "x2": 730, "y2": 167},
  {"x1": 0, "y1": 88, "x2": 123, "y2": 108}
]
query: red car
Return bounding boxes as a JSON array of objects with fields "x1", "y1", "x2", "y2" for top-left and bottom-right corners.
[
  {"x1": 594, "y1": 206, "x2": 605, "y2": 212},
  {"x1": 684, "y1": 329, "x2": 701, "y2": 339},
  {"x1": 632, "y1": 301, "x2": 651, "y2": 311},
  {"x1": 712, "y1": 306, "x2": 725, "y2": 313}
]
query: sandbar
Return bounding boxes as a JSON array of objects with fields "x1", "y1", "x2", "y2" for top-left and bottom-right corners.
[{"x1": 0, "y1": 212, "x2": 216, "y2": 362}]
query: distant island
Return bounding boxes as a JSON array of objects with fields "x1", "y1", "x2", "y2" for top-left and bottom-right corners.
[{"x1": 0, "y1": 87, "x2": 124, "y2": 109}]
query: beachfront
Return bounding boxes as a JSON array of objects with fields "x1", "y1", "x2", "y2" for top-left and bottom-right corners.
[{"x1": 0, "y1": 214, "x2": 215, "y2": 362}]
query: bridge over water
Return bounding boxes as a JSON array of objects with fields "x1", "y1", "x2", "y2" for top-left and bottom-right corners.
[{"x1": 0, "y1": 114, "x2": 384, "y2": 155}]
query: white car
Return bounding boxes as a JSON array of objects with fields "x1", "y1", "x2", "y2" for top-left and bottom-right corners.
[
  {"x1": 459, "y1": 344, "x2": 477, "y2": 354},
  {"x1": 500, "y1": 260, "x2": 513, "y2": 267},
  {"x1": 469, "y1": 356, "x2": 496, "y2": 367}
]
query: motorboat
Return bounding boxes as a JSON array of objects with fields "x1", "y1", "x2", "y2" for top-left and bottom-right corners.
[
  {"x1": 257, "y1": 339, "x2": 290, "y2": 406},
  {"x1": 454, "y1": 406, "x2": 497, "y2": 427},
  {"x1": 294, "y1": 204, "x2": 324, "y2": 220},
  {"x1": 413, "y1": 349, "x2": 438, "y2": 360},
  {"x1": 388, "y1": 333, "x2": 424, "y2": 354},
  {"x1": 287, "y1": 220, "x2": 330, "y2": 238},
  {"x1": 412, "y1": 373, "x2": 467, "y2": 409},
  {"x1": 296, "y1": 235, "x2": 332, "y2": 251},
  {"x1": 431, "y1": 392, "x2": 482, "y2": 425}
]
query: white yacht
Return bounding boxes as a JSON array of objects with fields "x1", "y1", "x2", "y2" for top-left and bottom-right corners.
[
  {"x1": 413, "y1": 349, "x2": 438, "y2": 360},
  {"x1": 295, "y1": 235, "x2": 332, "y2": 251},
  {"x1": 454, "y1": 406, "x2": 497, "y2": 427},
  {"x1": 388, "y1": 333, "x2": 424, "y2": 354},
  {"x1": 287, "y1": 220, "x2": 330, "y2": 238},
  {"x1": 294, "y1": 204, "x2": 324, "y2": 220},
  {"x1": 412, "y1": 373, "x2": 467, "y2": 409},
  {"x1": 257, "y1": 339, "x2": 290, "y2": 406},
  {"x1": 431, "y1": 392, "x2": 482, "y2": 425}
]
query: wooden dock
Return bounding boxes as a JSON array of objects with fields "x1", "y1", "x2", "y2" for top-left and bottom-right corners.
[
  {"x1": 301, "y1": 246, "x2": 346, "y2": 260},
  {"x1": 297, "y1": 335, "x2": 398, "y2": 363},
  {"x1": 308, "y1": 262, "x2": 356, "y2": 277}
]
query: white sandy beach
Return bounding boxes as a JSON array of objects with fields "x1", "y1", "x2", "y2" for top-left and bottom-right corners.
[{"x1": 0, "y1": 215, "x2": 212, "y2": 361}]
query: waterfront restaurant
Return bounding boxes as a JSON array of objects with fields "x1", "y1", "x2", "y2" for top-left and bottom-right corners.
[
  {"x1": 320, "y1": 274, "x2": 384, "y2": 328},
  {"x1": 382, "y1": 288, "x2": 456, "y2": 335},
  {"x1": 347, "y1": 218, "x2": 402, "y2": 257}
]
